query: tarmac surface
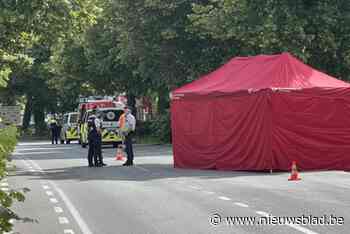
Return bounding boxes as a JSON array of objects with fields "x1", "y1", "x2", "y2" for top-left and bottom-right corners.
[{"x1": 4, "y1": 141, "x2": 350, "y2": 234}]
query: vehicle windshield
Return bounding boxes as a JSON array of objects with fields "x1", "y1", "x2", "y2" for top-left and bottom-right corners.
[
  {"x1": 101, "y1": 110, "x2": 123, "y2": 122},
  {"x1": 70, "y1": 113, "x2": 78, "y2": 123},
  {"x1": 63, "y1": 115, "x2": 69, "y2": 124}
]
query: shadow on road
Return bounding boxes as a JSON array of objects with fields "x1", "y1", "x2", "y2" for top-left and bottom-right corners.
[
  {"x1": 13, "y1": 141, "x2": 288, "y2": 182},
  {"x1": 11, "y1": 163, "x2": 285, "y2": 182}
]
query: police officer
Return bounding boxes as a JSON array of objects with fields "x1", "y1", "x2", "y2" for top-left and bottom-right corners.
[
  {"x1": 87, "y1": 116, "x2": 98, "y2": 167},
  {"x1": 95, "y1": 113, "x2": 107, "y2": 167},
  {"x1": 50, "y1": 118, "x2": 59, "y2": 144},
  {"x1": 119, "y1": 106, "x2": 136, "y2": 166},
  {"x1": 87, "y1": 114, "x2": 107, "y2": 167}
]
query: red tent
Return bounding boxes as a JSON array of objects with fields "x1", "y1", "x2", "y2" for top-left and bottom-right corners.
[{"x1": 171, "y1": 52, "x2": 350, "y2": 171}]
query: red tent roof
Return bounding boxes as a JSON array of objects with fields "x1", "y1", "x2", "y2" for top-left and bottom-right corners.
[{"x1": 173, "y1": 52, "x2": 349, "y2": 95}]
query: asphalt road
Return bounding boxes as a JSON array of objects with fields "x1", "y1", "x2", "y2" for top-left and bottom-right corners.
[{"x1": 3, "y1": 141, "x2": 350, "y2": 234}]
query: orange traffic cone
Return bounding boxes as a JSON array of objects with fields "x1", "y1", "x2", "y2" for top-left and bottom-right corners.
[
  {"x1": 115, "y1": 146, "x2": 125, "y2": 161},
  {"x1": 288, "y1": 161, "x2": 301, "y2": 181}
]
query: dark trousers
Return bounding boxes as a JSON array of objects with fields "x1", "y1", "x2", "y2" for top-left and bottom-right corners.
[
  {"x1": 88, "y1": 142, "x2": 98, "y2": 166},
  {"x1": 51, "y1": 129, "x2": 58, "y2": 144},
  {"x1": 96, "y1": 134, "x2": 103, "y2": 164},
  {"x1": 125, "y1": 133, "x2": 134, "y2": 164}
]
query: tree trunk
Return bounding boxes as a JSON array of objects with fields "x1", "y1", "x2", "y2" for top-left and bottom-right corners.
[
  {"x1": 127, "y1": 93, "x2": 137, "y2": 117},
  {"x1": 33, "y1": 100, "x2": 46, "y2": 135},
  {"x1": 157, "y1": 88, "x2": 170, "y2": 115},
  {"x1": 22, "y1": 95, "x2": 33, "y2": 130}
]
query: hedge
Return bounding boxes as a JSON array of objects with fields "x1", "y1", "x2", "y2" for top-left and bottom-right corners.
[{"x1": 0, "y1": 126, "x2": 28, "y2": 233}]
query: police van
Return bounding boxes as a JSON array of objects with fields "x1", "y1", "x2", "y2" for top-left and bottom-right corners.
[{"x1": 61, "y1": 112, "x2": 79, "y2": 144}]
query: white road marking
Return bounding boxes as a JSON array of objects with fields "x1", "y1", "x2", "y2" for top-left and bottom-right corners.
[
  {"x1": 23, "y1": 151, "x2": 126, "y2": 234},
  {"x1": 1, "y1": 183, "x2": 9, "y2": 187},
  {"x1": 218, "y1": 196, "x2": 231, "y2": 201},
  {"x1": 255, "y1": 211, "x2": 318, "y2": 234},
  {"x1": 50, "y1": 198, "x2": 59, "y2": 203},
  {"x1": 234, "y1": 202, "x2": 249, "y2": 208},
  {"x1": 54, "y1": 206, "x2": 64, "y2": 213},
  {"x1": 59, "y1": 217, "x2": 69, "y2": 224},
  {"x1": 13, "y1": 151, "x2": 60, "y2": 156},
  {"x1": 285, "y1": 223, "x2": 319, "y2": 234},
  {"x1": 256, "y1": 211, "x2": 269, "y2": 217},
  {"x1": 49, "y1": 181, "x2": 93, "y2": 234},
  {"x1": 23, "y1": 162, "x2": 31, "y2": 167},
  {"x1": 64, "y1": 230, "x2": 75, "y2": 234},
  {"x1": 46, "y1": 191, "x2": 54, "y2": 196},
  {"x1": 43, "y1": 185, "x2": 50, "y2": 190},
  {"x1": 64, "y1": 229, "x2": 75, "y2": 234},
  {"x1": 27, "y1": 160, "x2": 44, "y2": 173},
  {"x1": 18, "y1": 142, "x2": 54, "y2": 146},
  {"x1": 203, "y1": 191, "x2": 215, "y2": 195},
  {"x1": 15, "y1": 147, "x2": 72, "y2": 151}
]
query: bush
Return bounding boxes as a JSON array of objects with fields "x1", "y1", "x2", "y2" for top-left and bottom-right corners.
[
  {"x1": 0, "y1": 126, "x2": 29, "y2": 233},
  {"x1": 135, "y1": 121, "x2": 153, "y2": 137},
  {"x1": 150, "y1": 110, "x2": 172, "y2": 143}
]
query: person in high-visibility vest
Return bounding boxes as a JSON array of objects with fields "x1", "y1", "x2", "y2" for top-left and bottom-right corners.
[
  {"x1": 119, "y1": 106, "x2": 136, "y2": 166},
  {"x1": 95, "y1": 113, "x2": 106, "y2": 166},
  {"x1": 87, "y1": 114, "x2": 106, "y2": 167},
  {"x1": 119, "y1": 112, "x2": 126, "y2": 130},
  {"x1": 49, "y1": 118, "x2": 59, "y2": 144}
]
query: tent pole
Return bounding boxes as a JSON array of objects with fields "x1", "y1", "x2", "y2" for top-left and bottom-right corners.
[{"x1": 270, "y1": 169, "x2": 273, "y2": 174}]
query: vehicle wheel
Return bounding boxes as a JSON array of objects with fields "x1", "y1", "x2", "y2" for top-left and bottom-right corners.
[
  {"x1": 60, "y1": 140, "x2": 65, "y2": 144},
  {"x1": 66, "y1": 140, "x2": 71, "y2": 144},
  {"x1": 82, "y1": 143, "x2": 87, "y2": 148},
  {"x1": 113, "y1": 143, "x2": 118, "y2": 148}
]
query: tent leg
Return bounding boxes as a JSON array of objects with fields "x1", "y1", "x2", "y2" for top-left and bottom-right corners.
[{"x1": 270, "y1": 169, "x2": 273, "y2": 174}]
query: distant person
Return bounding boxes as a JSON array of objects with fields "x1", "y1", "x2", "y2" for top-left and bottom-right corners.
[
  {"x1": 87, "y1": 116, "x2": 98, "y2": 167},
  {"x1": 49, "y1": 118, "x2": 59, "y2": 144},
  {"x1": 87, "y1": 114, "x2": 106, "y2": 167},
  {"x1": 95, "y1": 113, "x2": 106, "y2": 167},
  {"x1": 119, "y1": 106, "x2": 136, "y2": 166}
]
